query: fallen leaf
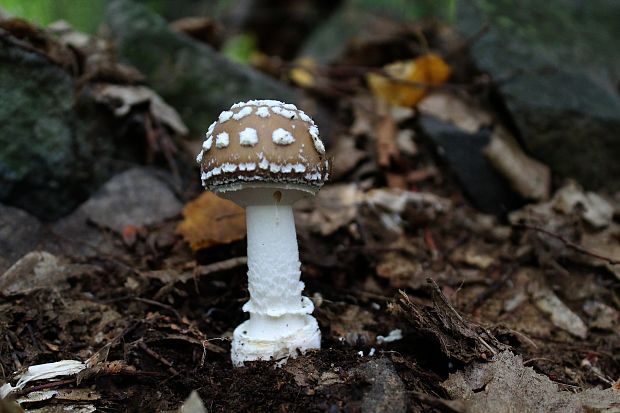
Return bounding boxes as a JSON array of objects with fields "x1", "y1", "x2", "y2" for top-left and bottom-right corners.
[
  {"x1": 367, "y1": 54, "x2": 452, "y2": 107},
  {"x1": 553, "y1": 183, "x2": 614, "y2": 229},
  {"x1": 376, "y1": 252, "x2": 424, "y2": 288},
  {"x1": 528, "y1": 281, "x2": 588, "y2": 339},
  {"x1": 580, "y1": 224, "x2": 620, "y2": 280},
  {"x1": 174, "y1": 391, "x2": 207, "y2": 413},
  {"x1": 92, "y1": 84, "x2": 188, "y2": 136},
  {"x1": 395, "y1": 129, "x2": 418, "y2": 156},
  {"x1": 289, "y1": 57, "x2": 316, "y2": 88},
  {"x1": 329, "y1": 135, "x2": 367, "y2": 180},
  {"x1": 330, "y1": 305, "x2": 376, "y2": 346},
  {"x1": 583, "y1": 301, "x2": 619, "y2": 330},
  {"x1": 483, "y1": 127, "x2": 550, "y2": 201},
  {"x1": 176, "y1": 192, "x2": 246, "y2": 251},
  {"x1": 443, "y1": 351, "x2": 620, "y2": 413},
  {"x1": 170, "y1": 16, "x2": 221, "y2": 48},
  {"x1": 374, "y1": 113, "x2": 400, "y2": 168},
  {"x1": 418, "y1": 91, "x2": 493, "y2": 134},
  {"x1": 450, "y1": 243, "x2": 497, "y2": 270},
  {"x1": 296, "y1": 184, "x2": 362, "y2": 236},
  {"x1": 0, "y1": 360, "x2": 87, "y2": 398}
]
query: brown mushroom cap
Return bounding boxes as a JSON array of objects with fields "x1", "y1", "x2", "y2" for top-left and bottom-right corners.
[{"x1": 198, "y1": 100, "x2": 329, "y2": 194}]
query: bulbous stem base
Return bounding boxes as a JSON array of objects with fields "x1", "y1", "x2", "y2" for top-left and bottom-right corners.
[{"x1": 231, "y1": 315, "x2": 320, "y2": 366}]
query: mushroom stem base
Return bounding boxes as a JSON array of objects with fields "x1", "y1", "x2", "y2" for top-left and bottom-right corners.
[{"x1": 231, "y1": 315, "x2": 320, "y2": 366}]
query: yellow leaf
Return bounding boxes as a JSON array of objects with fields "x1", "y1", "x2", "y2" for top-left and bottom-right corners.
[
  {"x1": 367, "y1": 54, "x2": 451, "y2": 107},
  {"x1": 289, "y1": 57, "x2": 316, "y2": 88},
  {"x1": 176, "y1": 192, "x2": 246, "y2": 251}
]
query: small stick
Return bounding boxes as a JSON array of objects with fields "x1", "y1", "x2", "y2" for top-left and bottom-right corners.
[
  {"x1": 514, "y1": 223, "x2": 620, "y2": 265},
  {"x1": 468, "y1": 266, "x2": 517, "y2": 311},
  {"x1": 137, "y1": 341, "x2": 179, "y2": 376},
  {"x1": 133, "y1": 297, "x2": 183, "y2": 321}
]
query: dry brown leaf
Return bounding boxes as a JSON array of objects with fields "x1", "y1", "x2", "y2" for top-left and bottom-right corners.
[
  {"x1": 367, "y1": 54, "x2": 452, "y2": 107},
  {"x1": 528, "y1": 280, "x2": 588, "y2": 339},
  {"x1": 329, "y1": 135, "x2": 367, "y2": 180},
  {"x1": 176, "y1": 192, "x2": 246, "y2": 251},
  {"x1": 375, "y1": 113, "x2": 400, "y2": 168},
  {"x1": 483, "y1": 127, "x2": 550, "y2": 201},
  {"x1": 376, "y1": 252, "x2": 424, "y2": 288},
  {"x1": 443, "y1": 351, "x2": 620, "y2": 413},
  {"x1": 289, "y1": 57, "x2": 317, "y2": 88},
  {"x1": 581, "y1": 224, "x2": 620, "y2": 280},
  {"x1": 417, "y1": 91, "x2": 493, "y2": 134}
]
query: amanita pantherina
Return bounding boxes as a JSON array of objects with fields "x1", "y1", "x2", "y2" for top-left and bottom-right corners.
[{"x1": 197, "y1": 100, "x2": 329, "y2": 366}]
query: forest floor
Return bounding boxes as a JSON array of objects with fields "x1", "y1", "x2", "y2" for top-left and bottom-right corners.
[{"x1": 0, "y1": 6, "x2": 619, "y2": 413}]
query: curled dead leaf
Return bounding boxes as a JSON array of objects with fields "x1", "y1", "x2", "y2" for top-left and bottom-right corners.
[
  {"x1": 367, "y1": 54, "x2": 452, "y2": 107},
  {"x1": 176, "y1": 192, "x2": 246, "y2": 251}
]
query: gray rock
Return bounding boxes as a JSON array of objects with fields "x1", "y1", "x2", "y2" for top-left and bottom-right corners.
[
  {"x1": 0, "y1": 251, "x2": 81, "y2": 296},
  {"x1": 300, "y1": 1, "x2": 452, "y2": 64},
  {"x1": 418, "y1": 115, "x2": 523, "y2": 214},
  {"x1": 104, "y1": 0, "x2": 300, "y2": 137},
  {"x1": 0, "y1": 204, "x2": 43, "y2": 273},
  {"x1": 0, "y1": 34, "x2": 147, "y2": 220},
  {"x1": 72, "y1": 167, "x2": 182, "y2": 232},
  {"x1": 354, "y1": 358, "x2": 407, "y2": 413},
  {"x1": 52, "y1": 168, "x2": 182, "y2": 257},
  {"x1": 456, "y1": 0, "x2": 620, "y2": 190}
]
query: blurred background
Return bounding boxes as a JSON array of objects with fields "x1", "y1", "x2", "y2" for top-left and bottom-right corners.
[{"x1": 1, "y1": 0, "x2": 619, "y2": 220}]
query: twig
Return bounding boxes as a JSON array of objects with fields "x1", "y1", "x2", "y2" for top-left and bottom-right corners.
[
  {"x1": 505, "y1": 328, "x2": 538, "y2": 349},
  {"x1": 523, "y1": 357, "x2": 554, "y2": 365},
  {"x1": 423, "y1": 227, "x2": 439, "y2": 258},
  {"x1": 137, "y1": 341, "x2": 179, "y2": 376},
  {"x1": 17, "y1": 377, "x2": 76, "y2": 394},
  {"x1": 193, "y1": 256, "x2": 248, "y2": 278},
  {"x1": 514, "y1": 223, "x2": 620, "y2": 265},
  {"x1": 5, "y1": 334, "x2": 22, "y2": 370},
  {"x1": 133, "y1": 297, "x2": 183, "y2": 321},
  {"x1": 410, "y1": 391, "x2": 466, "y2": 413},
  {"x1": 468, "y1": 266, "x2": 517, "y2": 311}
]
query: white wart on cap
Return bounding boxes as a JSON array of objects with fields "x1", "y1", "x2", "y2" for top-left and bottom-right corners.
[{"x1": 198, "y1": 100, "x2": 329, "y2": 193}]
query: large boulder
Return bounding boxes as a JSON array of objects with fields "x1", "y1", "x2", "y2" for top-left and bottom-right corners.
[
  {"x1": 51, "y1": 167, "x2": 183, "y2": 258},
  {"x1": 0, "y1": 33, "x2": 138, "y2": 220},
  {"x1": 0, "y1": 204, "x2": 43, "y2": 273},
  {"x1": 104, "y1": 0, "x2": 301, "y2": 137},
  {"x1": 456, "y1": 0, "x2": 620, "y2": 190}
]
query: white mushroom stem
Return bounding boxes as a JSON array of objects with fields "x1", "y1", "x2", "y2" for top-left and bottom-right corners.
[
  {"x1": 244, "y1": 204, "x2": 309, "y2": 318},
  {"x1": 230, "y1": 192, "x2": 320, "y2": 366}
]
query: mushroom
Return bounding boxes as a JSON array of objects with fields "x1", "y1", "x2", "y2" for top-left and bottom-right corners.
[{"x1": 197, "y1": 99, "x2": 329, "y2": 366}]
